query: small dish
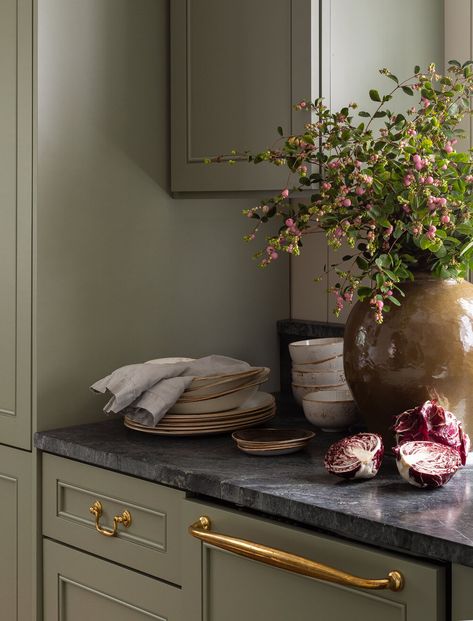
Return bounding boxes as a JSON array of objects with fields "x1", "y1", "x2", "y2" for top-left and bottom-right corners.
[
  {"x1": 289, "y1": 338, "x2": 343, "y2": 364},
  {"x1": 232, "y1": 428, "x2": 315, "y2": 456},
  {"x1": 292, "y1": 382, "x2": 347, "y2": 406},
  {"x1": 292, "y1": 355, "x2": 344, "y2": 372},
  {"x1": 302, "y1": 389, "x2": 358, "y2": 432}
]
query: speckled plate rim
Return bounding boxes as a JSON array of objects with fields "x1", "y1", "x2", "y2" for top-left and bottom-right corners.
[
  {"x1": 125, "y1": 407, "x2": 275, "y2": 431},
  {"x1": 123, "y1": 411, "x2": 275, "y2": 435},
  {"x1": 232, "y1": 428, "x2": 315, "y2": 447}
]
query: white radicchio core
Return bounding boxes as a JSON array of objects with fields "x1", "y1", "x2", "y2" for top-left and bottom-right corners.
[
  {"x1": 394, "y1": 440, "x2": 461, "y2": 489},
  {"x1": 324, "y1": 433, "x2": 384, "y2": 480},
  {"x1": 393, "y1": 400, "x2": 470, "y2": 466}
]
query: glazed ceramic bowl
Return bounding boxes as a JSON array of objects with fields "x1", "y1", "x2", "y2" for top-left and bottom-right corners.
[
  {"x1": 291, "y1": 369, "x2": 345, "y2": 386},
  {"x1": 302, "y1": 390, "x2": 358, "y2": 432},
  {"x1": 289, "y1": 338, "x2": 343, "y2": 364},
  {"x1": 292, "y1": 355, "x2": 344, "y2": 372},
  {"x1": 291, "y1": 382, "x2": 347, "y2": 406}
]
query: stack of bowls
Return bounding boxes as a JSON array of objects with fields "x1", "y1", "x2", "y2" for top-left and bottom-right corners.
[
  {"x1": 289, "y1": 338, "x2": 358, "y2": 432},
  {"x1": 289, "y1": 338, "x2": 346, "y2": 404}
]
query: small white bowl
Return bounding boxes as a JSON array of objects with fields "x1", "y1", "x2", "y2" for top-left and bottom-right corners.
[
  {"x1": 292, "y1": 355, "x2": 344, "y2": 372},
  {"x1": 291, "y1": 369, "x2": 345, "y2": 386},
  {"x1": 289, "y1": 338, "x2": 343, "y2": 364},
  {"x1": 292, "y1": 382, "x2": 347, "y2": 406},
  {"x1": 302, "y1": 390, "x2": 358, "y2": 432}
]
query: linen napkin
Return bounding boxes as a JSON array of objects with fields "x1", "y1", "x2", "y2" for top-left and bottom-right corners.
[{"x1": 91, "y1": 355, "x2": 251, "y2": 426}]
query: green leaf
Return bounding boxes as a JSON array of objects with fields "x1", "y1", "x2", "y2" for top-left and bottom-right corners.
[
  {"x1": 357, "y1": 286, "x2": 372, "y2": 300},
  {"x1": 401, "y1": 86, "x2": 414, "y2": 96},
  {"x1": 460, "y1": 239, "x2": 473, "y2": 257},
  {"x1": 419, "y1": 236, "x2": 433, "y2": 250},
  {"x1": 383, "y1": 269, "x2": 399, "y2": 281},
  {"x1": 277, "y1": 126, "x2": 283, "y2": 136},
  {"x1": 369, "y1": 89, "x2": 381, "y2": 102},
  {"x1": 373, "y1": 111, "x2": 387, "y2": 118},
  {"x1": 448, "y1": 60, "x2": 461, "y2": 67},
  {"x1": 389, "y1": 296, "x2": 401, "y2": 306},
  {"x1": 414, "y1": 65, "x2": 421, "y2": 73},
  {"x1": 358, "y1": 111, "x2": 371, "y2": 118},
  {"x1": 387, "y1": 74, "x2": 399, "y2": 84},
  {"x1": 356, "y1": 256, "x2": 369, "y2": 270},
  {"x1": 375, "y1": 254, "x2": 391, "y2": 268},
  {"x1": 342, "y1": 255, "x2": 352, "y2": 262}
]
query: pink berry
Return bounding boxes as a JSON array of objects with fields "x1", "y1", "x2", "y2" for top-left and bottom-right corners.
[
  {"x1": 285, "y1": 218, "x2": 294, "y2": 227},
  {"x1": 355, "y1": 186, "x2": 365, "y2": 196},
  {"x1": 426, "y1": 176, "x2": 434, "y2": 184},
  {"x1": 413, "y1": 154, "x2": 421, "y2": 163},
  {"x1": 376, "y1": 300, "x2": 384, "y2": 309},
  {"x1": 441, "y1": 215, "x2": 450, "y2": 224},
  {"x1": 281, "y1": 189, "x2": 289, "y2": 199},
  {"x1": 342, "y1": 198, "x2": 352, "y2": 207}
]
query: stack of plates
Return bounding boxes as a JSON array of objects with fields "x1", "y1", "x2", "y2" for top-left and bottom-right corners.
[
  {"x1": 232, "y1": 428, "x2": 315, "y2": 456},
  {"x1": 124, "y1": 392, "x2": 276, "y2": 436},
  {"x1": 170, "y1": 367, "x2": 270, "y2": 414}
]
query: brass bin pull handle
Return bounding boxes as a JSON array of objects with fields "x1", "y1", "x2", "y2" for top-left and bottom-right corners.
[
  {"x1": 189, "y1": 516, "x2": 404, "y2": 592},
  {"x1": 89, "y1": 500, "x2": 132, "y2": 537}
]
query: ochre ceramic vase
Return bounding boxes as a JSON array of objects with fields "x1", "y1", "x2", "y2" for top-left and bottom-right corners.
[{"x1": 344, "y1": 275, "x2": 473, "y2": 449}]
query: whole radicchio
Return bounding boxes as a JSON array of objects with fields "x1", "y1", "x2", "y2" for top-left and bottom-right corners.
[
  {"x1": 324, "y1": 433, "x2": 384, "y2": 480},
  {"x1": 394, "y1": 441, "x2": 461, "y2": 489},
  {"x1": 393, "y1": 400, "x2": 470, "y2": 466}
]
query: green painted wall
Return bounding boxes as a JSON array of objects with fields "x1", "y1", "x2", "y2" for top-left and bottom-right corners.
[{"x1": 36, "y1": 0, "x2": 289, "y2": 430}]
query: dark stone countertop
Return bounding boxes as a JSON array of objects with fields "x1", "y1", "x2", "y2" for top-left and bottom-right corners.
[{"x1": 34, "y1": 397, "x2": 473, "y2": 568}]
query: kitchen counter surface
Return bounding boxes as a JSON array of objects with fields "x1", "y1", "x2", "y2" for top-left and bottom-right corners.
[{"x1": 34, "y1": 398, "x2": 473, "y2": 568}]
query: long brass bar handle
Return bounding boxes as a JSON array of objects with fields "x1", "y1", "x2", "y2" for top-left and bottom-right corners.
[
  {"x1": 189, "y1": 516, "x2": 404, "y2": 592},
  {"x1": 89, "y1": 500, "x2": 132, "y2": 537}
]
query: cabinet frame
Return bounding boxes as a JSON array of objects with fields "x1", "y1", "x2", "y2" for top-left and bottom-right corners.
[{"x1": 171, "y1": 0, "x2": 319, "y2": 192}]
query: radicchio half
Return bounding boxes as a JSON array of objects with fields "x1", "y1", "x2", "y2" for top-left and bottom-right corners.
[
  {"x1": 393, "y1": 400, "x2": 470, "y2": 465},
  {"x1": 324, "y1": 433, "x2": 384, "y2": 480},
  {"x1": 394, "y1": 440, "x2": 461, "y2": 489}
]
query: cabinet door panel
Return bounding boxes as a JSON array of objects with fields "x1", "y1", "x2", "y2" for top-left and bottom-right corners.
[
  {"x1": 182, "y1": 500, "x2": 445, "y2": 621},
  {"x1": 0, "y1": 445, "x2": 33, "y2": 620},
  {"x1": 43, "y1": 540, "x2": 182, "y2": 621},
  {"x1": 171, "y1": 0, "x2": 317, "y2": 192},
  {"x1": 0, "y1": 0, "x2": 32, "y2": 449}
]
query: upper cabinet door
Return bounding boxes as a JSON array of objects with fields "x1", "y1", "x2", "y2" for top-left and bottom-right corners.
[
  {"x1": 171, "y1": 0, "x2": 319, "y2": 192},
  {"x1": 0, "y1": 0, "x2": 33, "y2": 450}
]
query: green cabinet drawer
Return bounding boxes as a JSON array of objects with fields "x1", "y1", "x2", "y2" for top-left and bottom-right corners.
[
  {"x1": 42, "y1": 454, "x2": 184, "y2": 584},
  {"x1": 43, "y1": 539, "x2": 182, "y2": 620},
  {"x1": 182, "y1": 500, "x2": 445, "y2": 621},
  {"x1": 452, "y1": 564, "x2": 473, "y2": 621}
]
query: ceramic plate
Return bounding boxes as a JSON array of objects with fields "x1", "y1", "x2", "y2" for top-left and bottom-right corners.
[{"x1": 123, "y1": 409, "x2": 275, "y2": 436}]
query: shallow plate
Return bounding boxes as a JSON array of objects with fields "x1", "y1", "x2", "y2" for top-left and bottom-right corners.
[
  {"x1": 178, "y1": 371, "x2": 269, "y2": 402},
  {"x1": 184, "y1": 368, "x2": 267, "y2": 397},
  {"x1": 123, "y1": 410, "x2": 275, "y2": 436},
  {"x1": 236, "y1": 444, "x2": 307, "y2": 456},
  {"x1": 129, "y1": 407, "x2": 275, "y2": 431},
  {"x1": 232, "y1": 428, "x2": 315, "y2": 446}
]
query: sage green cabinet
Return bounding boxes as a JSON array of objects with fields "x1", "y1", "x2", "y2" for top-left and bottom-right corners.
[
  {"x1": 43, "y1": 540, "x2": 182, "y2": 620},
  {"x1": 182, "y1": 500, "x2": 445, "y2": 621},
  {"x1": 0, "y1": 444, "x2": 34, "y2": 620},
  {"x1": 42, "y1": 454, "x2": 184, "y2": 584},
  {"x1": 452, "y1": 564, "x2": 473, "y2": 621},
  {"x1": 171, "y1": 0, "x2": 318, "y2": 192},
  {"x1": 0, "y1": 0, "x2": 33, "y2": 450}
]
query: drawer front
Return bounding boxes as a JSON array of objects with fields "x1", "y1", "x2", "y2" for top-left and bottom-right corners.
[
  {"x1": 182, "y1": 500, "x2": 445, "y2": 621},
  {"x1": 452, "y1": 564, "x2": 473, "y2": 620},
  {"x1": 43, "y1": 454, "x2": 184, "y2": 584},
  {"x1": 44, "y1": 539, "x2": 182, "y2": 620}
]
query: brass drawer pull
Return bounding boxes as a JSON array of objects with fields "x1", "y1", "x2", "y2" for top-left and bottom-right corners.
[
  {"x1": 89, "y1": 500, "x2": 132, "y2": 537},
  {"x1": 189, "y1": 516, "x2": 404, "y2": 592}
]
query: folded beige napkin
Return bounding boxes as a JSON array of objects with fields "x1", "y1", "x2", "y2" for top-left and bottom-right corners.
[{"x1": 91, "y1": 355, "x2": 250, "y2": 427}]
